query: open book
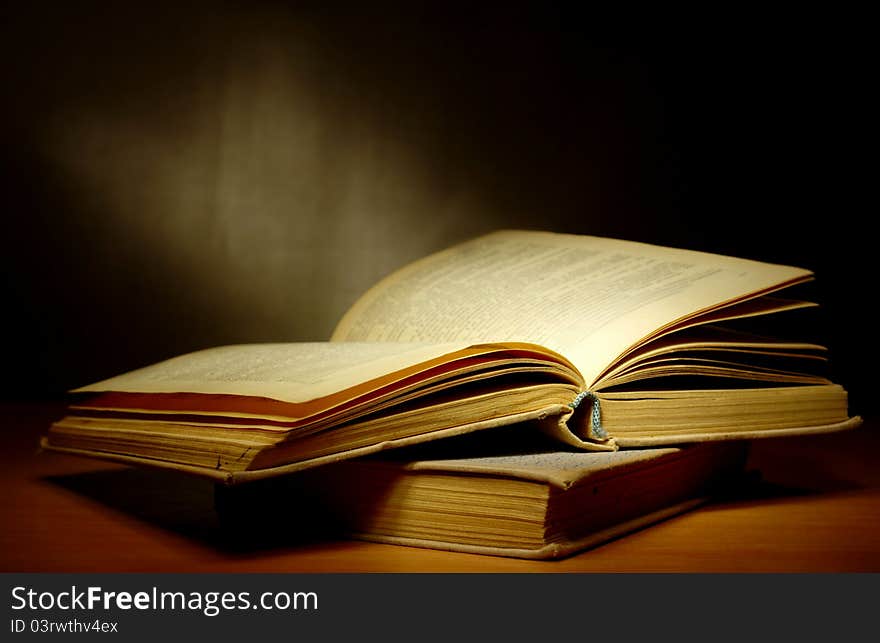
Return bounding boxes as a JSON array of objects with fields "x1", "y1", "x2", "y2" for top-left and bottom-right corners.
[
  {"x1": 216, "y1": 435, "x2": 750, "y2": 559},
  {"x1": 42, "y1": 230, "x2": 861, "y2": 483}
]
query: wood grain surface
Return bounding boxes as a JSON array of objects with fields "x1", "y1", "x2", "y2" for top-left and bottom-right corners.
[{"x1": 2, "y1": 401, "x2": 878, "y2": 572}]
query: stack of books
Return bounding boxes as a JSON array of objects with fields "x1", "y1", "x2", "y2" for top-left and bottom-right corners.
[{"x1": 41, "y1": 230, "x2": 861, "y2": 559}]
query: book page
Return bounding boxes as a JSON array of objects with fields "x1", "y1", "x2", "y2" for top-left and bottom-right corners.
[
  {"x1": 331, "y1": 230, "x2": 811, "y2": 386},
  {"x1": 73, "y1": 342, "x2": 469, "y2": 403}
]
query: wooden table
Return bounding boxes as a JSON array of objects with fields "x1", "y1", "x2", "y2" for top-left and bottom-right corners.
[{"x1": 2, "y1": 401, "x2": 879, "y2": 572}]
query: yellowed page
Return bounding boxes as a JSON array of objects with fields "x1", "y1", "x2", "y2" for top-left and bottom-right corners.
[
  {"x1": 73, "y1": 342, "x2": 469, "y2": 403},
  {"x1": 332, "y1": 230, "x2": 811, "y2": 386}
]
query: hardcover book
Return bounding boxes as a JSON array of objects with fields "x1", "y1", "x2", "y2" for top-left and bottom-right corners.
[
  {"x1": 215, "y1": 434, "x2": 751, "y2": 559},
  {"x1": 42, "y1": 230, "x2": 861, "y2": 483}
]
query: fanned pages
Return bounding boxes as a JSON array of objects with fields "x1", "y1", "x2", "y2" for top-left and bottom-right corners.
[{"x1": 42, "y1": 230, "x2": 862, "y2": 482}]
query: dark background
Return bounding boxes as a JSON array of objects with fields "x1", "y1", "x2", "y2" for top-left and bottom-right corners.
[{"x1": 1, "y1": 2, "x2": 872, "y2": 416}]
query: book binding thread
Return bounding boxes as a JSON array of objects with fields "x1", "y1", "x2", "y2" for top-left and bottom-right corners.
[{"x1": 569, "y1": 391, "x2": 606, "y2": 440}]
